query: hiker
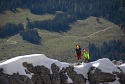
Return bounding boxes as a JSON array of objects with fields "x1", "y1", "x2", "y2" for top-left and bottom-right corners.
[
  {"x1": 83, "y1": 49, "x2": 90, "y2": 63},
  {"x1": 74, "y1": 45, "x2": 82, "y2": 65}
]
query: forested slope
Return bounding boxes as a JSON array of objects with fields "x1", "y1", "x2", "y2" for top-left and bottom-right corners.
[{"x1": 0, "y1": 0, "x2": 125, "y2": 26}]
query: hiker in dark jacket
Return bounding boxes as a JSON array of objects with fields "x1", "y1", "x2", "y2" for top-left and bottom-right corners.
[{"x1": 74, "y1": 45, "x2": 82, "y2": 65}]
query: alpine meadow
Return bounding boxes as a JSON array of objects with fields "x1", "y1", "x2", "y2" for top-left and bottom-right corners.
[{"x1": 0, "y1": 0, "x2": 125, "y2": 63}]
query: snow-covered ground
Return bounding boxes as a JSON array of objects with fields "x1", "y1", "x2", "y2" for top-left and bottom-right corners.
[
  {"x1": 74, "y1": 58, "x2": 121, "y2": 79},
  {"x1": 119, "y1": 64, "x2": 125, "y2": 73},
  {"x1": 0, "y1": 54, "x2": 125, "y2": 84},
  {"x1": 0, "y1": 54, "x2": 70, "y2": 79}
]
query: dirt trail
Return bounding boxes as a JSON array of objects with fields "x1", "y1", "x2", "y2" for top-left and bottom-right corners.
[
  {"x1": 6, "y1": 26, "x2": 116, "y2": 44},
  {"x1": 81, "y1": 26, "x2": 116, "y2": 39},
  {"x1": 63, "y1": 26, "x2": 116, "y2": 38},
  {"x1": 7, "y1": 37, "x2": 17, "y2": 44}
]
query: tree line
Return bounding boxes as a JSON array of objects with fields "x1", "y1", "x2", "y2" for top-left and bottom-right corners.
[
  {"x1": 20, "y1": 29, "x2": 41, "y2": 44},
  {"x1": 26, "y1": 13, "x2": 76, "y2": 32},
  {"x1": 0, "y1": 23, "x2": 24, "y2": 38},
  {"x1": 0, "y1": 0, "x2": 125, "y2": 45},
  {"x1": 0, "y1": 23, "x2": 41, "y2": 44},
  {"x1": 0, "y1": 0, "x2": 125, "y2": 26},
  {"x1": 89, "y1": 40, "x2": 125, "y2": 61}
]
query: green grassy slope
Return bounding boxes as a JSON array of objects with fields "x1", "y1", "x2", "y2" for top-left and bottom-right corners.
[
  {"x1": 0, "y1": 9, "x2": 125, "y2": 63},
  {"x1": 0, "y1": 8, "x2": 55, "y2": 28}
]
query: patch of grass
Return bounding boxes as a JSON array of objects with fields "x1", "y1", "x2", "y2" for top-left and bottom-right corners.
[
  {"x1": 0, "y1": 8, "x2": 55, "y2": 28},
  {"x1": 0, "y1": 11, "x2": 125, "y2": 63}
]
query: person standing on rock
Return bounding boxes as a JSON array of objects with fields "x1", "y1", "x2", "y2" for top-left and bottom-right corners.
[
  {"x1": 83, "y1": 49, "x2": 90, "y2": 63},
  {"x1": 74, "y1": 45, "x2": 82, "y2": 65}
]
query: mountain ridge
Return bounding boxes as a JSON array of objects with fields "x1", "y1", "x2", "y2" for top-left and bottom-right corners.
[{"x1": 0, "y1": 54, "x2": 125, "y2": 84}]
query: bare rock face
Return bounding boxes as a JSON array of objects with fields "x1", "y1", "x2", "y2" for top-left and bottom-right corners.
[
  {"x1": 0, "y1": 62, "x2": 86, "y2": 84},
  {"x1": 0, "y1": 68, "x2": 32, "y2": 84},
  {"x1": 112, "y1": 60, "x2": 125, "y2": 65},
  {"x1": 119, "y1": 73, "x2": 125, "y2": 84},
  {"x1": 66, "y1": 66, "x2": 86, "y2": 84},
  {"x1": 88, "y1": 67, "x2": 125, "y2": 84},
  {"x1": 9, "y1": 73, "x2": 32, "y2": 84},
  {"x1": 51, "y1": 63, "x2": 61, "y2": 84},
  {"x1": 32, "y1": 65, "x2": 51, "y2": 84},
  {"x1": 23, "y1": 62, "x2": 52, "y2": 84},
  {"x1": 0, "y1": 69, "x2": 9, "y2": 84},
  {"x1": 0, "y1": 62, "x2": 125, "y2": 84},
  {"x1": 88, "y1": 67, "x2": 116, "y2": 84}
]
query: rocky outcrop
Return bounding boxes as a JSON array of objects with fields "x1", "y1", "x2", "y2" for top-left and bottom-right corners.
[
  {"x1": 0, "y1": 69, "x2": 9, "y2": 84},
  {"x1": 66, "y1": 66, "x2": 85, "y2": 84},
  {"x1": 112, "y1": 60, "x2": 125, "y2": 65},
  {"x1": 0, "y1": 62, "x2": 125, "y2": 84},
  {"x1": 9, "y1": 73, "x2": 32, "y2": 84},
  {"x1": 119, "y1": 73, "x2": 125, "y2": 84},
  {"x1": 88, "y1": 67, "x2": 116, "y2": 84},
  {"x1": 88, "y1": 67, "x2": 125, "y2": 84},
  {"x1": 0, "y1": 68, "x2": 32, "y2": 84},
  {"x1": 0, "y1": 62, "x2": 86, "y2": 84}
]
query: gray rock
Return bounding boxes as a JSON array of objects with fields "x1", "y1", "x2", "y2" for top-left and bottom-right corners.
[
  {"x1": 9, "y1": 73, "x2": 32, "y2": 84},
  {"x1": 59, "y1": 67, "x2": 68, "y2": 84},
  {"x1": 23, "y1": 62, "x2": 36, "y2": 73},
  {"x1": 0, "y1": 61, "x2": 125, "y2": 84},
  {"x1": 32, "y1": 65, "x2": 51, "y2": 84},
  {"x1": 119, "y1": 73, "x2": 125, "y2": 84},
  {"x1": 66, "y1": 66, "x2": 86, "y2": 84},
  {"x1": 88, "y1": 67, "x2": 116, "y2": 84},
  {"x1": 51, "y1": 63, "x2": 61, "y2": 84},
  {"x1": 0, "y1": 75, "x2": 9, "y2": 84}
]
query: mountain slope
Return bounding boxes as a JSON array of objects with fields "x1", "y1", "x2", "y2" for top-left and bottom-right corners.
[{"x1": 0, "y1": 9, "x2": 125, "y2": 62}]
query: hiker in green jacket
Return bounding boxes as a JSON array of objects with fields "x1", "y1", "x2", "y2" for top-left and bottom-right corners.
[{"x1": 83, "y1": 49, "x2": 90, "y2": 63}]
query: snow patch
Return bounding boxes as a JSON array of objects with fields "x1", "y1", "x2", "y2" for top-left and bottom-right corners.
[
  {"x1": 92, "y1": 58, "x2": 120, "y2": 73},
  {"x1": 119, "y1": 64, "x2": 125, "y2": 73},
  {"x1": 74, "y1": 58, "x2": 120, "y2": 79},
  {"x1": 74, "y1": 62, "x2": 92, "y2": 79},
  {"x1": 66, "y1": 72, "x2": 73, "y2": 83},
  {"x1": 0, "y1": 54, "x2": 122, "y2": 83},
  {"x1": 85, "y1": 80, "x2": 90, "y2": 84},
  {"x1": 0, "y1": 54, "x2": 70, "y2": 78}
]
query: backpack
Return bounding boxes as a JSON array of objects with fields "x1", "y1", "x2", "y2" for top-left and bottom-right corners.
[{"x1": 75, "y1": 48, "x2": 81, "y2": 54}]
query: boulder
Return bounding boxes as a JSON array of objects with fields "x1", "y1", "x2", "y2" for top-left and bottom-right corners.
[
  {"x1": 51, "y1": 63, "x2": 61, "y2": 84},
  {"x1": 119, "y1": 73, "x2": 125, "y2": 84},
  {"x1": 88, "y1": 67, "x2": 116, "y2": 84},
  {"x1": 66, "y1": 66, "x2": 86, "y2": 84},
  {"x1": 9, "y1": 73, "x2": 32, "y2": 84}
]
